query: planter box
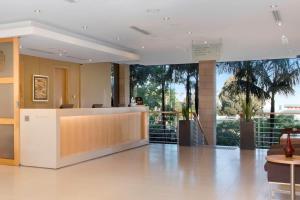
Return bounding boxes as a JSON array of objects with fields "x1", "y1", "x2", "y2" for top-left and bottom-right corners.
[
  {"x1": 179, "y1": 120, "x2": 195, "y2": 146},
  {"x1": 240, "y1": 120, "x2": 255, "y2": 150}
]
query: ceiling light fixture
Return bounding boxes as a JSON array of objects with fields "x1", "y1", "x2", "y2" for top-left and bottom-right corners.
[
  {"x1": 59, "y1": 52, "x2": 63, "y2": 57},
  {"x1": 19, "y1": 45, "x2": 23, "y2": 49},
  {"x1": 271, "y1": 5, "x2": 283, "y2": 26},
  {"x1": 281, "y1": 35, "x2": 289, "y2": 44},
  {"x1": 88, "y1": 59, "x2": 93, "y2": 62},
  {"x1": 187, "y1": 31, "x2": 192, "y2": 35},
  {"x1": 34, "y1": 9, "x2": 41, "y2": 13},
  {"x1": 130, "y1": 26, "x2": 151, "y2": 35},
  {"x1": 141, "y1": 46, "x2": 145, "y2": 49},
  {"x1": 204, "y1": 41, "x2": 208, "y2": 44},
  {"x1": 163, "y1": 17, "x2": 170, "y2": 21},
  {"x1": 82, "y1": 25, "x2": 88, "y2": 30}
]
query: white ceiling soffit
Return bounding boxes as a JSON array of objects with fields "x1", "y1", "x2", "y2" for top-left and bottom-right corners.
[{"x1": 0, "y1": 21, "x2": 139, "y2": 63}]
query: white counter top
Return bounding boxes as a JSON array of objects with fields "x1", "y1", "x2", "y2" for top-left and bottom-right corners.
[{"x1": 21, "y1": 106, "x2": 148, "y2": 116}]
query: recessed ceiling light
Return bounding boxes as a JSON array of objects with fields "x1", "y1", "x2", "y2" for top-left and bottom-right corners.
[
  {"x1": 88, "y1": 59, "x2": 93, "y2": 62},
  {"x1": 82, "y1": 25, "x2": 88, "y2": 30},
  {"x1": 163, "y1": 17, "x2": 170, "y2": 21},
  {"x1": 34, "y1": 9, "x2": 41, "y2": 13},
  {"x1": 187, "y1": 31, "x2": 192, "y2": 35},
  {"x1": 204, "y1": 41, "x2": 208, "y2": 44},
  {"x1": 141, "y1": 46, "x2": 145, "y2": 49}
]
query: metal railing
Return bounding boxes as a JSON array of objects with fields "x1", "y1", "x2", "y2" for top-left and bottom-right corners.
[
  {"x1": 149, "y1": 111, "x2": 179, "y2": 144},
  {"x1": 216, "y1": 113, "x2": 300, "y2": 148},
  {"x1": 149, "y1": 111, "x2": 208, "y2": 145},
  {"x1": 192, "y1": 113, "x2": 208, "y2": 145},
  {"x1": 254, "y1": 112, "x2": 300, "y2": 149}
]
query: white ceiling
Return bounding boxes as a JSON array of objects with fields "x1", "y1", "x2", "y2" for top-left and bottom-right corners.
[{"x1": 0, "y1": 0, "x2": 299, "y2": 65}]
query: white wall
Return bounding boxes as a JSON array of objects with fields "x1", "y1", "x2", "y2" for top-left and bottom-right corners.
[{"x1": 80, "y1": 63, "x2": 112, "y2": 108}]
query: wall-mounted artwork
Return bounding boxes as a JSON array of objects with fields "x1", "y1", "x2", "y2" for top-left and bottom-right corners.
[
  {"x1": 0, "y1": 50, "x2": 5, "y2": 70},
  {"x1": 33, "y1": 75, "x2": 49, "y2": 102}
]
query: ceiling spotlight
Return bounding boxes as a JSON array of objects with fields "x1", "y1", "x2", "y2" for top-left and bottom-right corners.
[
  {"x1": 141, "y1": 46, "x2": 145, "y2": 49},
  {"x1": 270, "y1": 5, "x2": 278, "y2": 10},
  {"x1": 88, "y1": 59, "x2": 93, "y2": 62},
  {"x1": 281, "y1": 35, "x2": 289, "y2": 45},
  {"x1": 82, "y1": 25, "x2": 88, "y2": 30},
  {"x1": 277, "y1": 21, "x2": 282, "y2": 26},
  {"x1": 163, "y1": 17, "x2": 170, "y2": 21},
  {"x1": 204, "y1": 41, "x2": 208, "y2": 44},
  {"x1": 34, "y1": 9, "x2": 41, "y2": 13},
  {"x1": 272, "y1": 11, "x2": 282, "y2": 27},
  {"x1": 187, "y1": 31, "x2": 192, "y2": 35}
]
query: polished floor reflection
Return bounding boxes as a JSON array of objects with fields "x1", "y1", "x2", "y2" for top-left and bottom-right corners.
[{"x1": 0, "y1": 144, "x2": 269, "y2": 200}]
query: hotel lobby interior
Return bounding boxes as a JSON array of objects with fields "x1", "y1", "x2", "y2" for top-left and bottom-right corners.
[{"x1": 0, "y1": 0, "x2": 300, "y2": 199}]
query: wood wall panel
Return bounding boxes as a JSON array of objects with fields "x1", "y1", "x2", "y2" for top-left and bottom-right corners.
[
  {"x1": 60, "y1": 112, "x2": 145, "y2": 157},
  {"x1": 0, "y1": 37, "x2": 19, "y2": 165},
  {"x1": 19, "y1": 55, "x2": 80, "y2": 108}
]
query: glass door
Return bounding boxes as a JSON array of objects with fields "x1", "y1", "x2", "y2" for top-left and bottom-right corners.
[{"x1": 0, "y1": 38, "x2": 19, "y2": 165}]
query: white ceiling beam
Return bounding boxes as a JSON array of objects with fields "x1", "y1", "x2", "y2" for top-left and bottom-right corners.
[{"x1": 0, "y1": 21, "x2": 139, "y2": 61}]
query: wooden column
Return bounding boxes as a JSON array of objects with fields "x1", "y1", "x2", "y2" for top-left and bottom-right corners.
[
  {"x1": 0, "y1": 37, "x2": 20, "y2": 165},
  {"x1": 198, "y1": 60, "x2": 216, "y2": 145}
]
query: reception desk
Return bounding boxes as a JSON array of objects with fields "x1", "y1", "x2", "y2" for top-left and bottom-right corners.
[{"x1": 20, "y1": 107, "x2": 149, "y2": 168}]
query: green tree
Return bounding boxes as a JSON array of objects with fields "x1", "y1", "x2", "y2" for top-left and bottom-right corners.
[
  {"x1": 172, "y1": 63, "x2": 198, "y2": 114},
  {"x1": 130, "y1": 65, "x2": 152, "y2": 98},
  {"x1": 218, "y1": 77, "x2": 264, "y2": 116},
  {"x1": 216, "y1": 120, "x2": 240, "y2": 146},
  {"x1": 217, "y1": 61, "x2": 267, "y2": 120},
  {"x1": 258, "y1": 59, "x2": 300, "y2": 141}
]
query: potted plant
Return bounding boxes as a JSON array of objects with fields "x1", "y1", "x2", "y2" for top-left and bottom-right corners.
[
  {"x1": 240, "y1": 99, "x2": 256, "y2": 150},
  {"x1": 178, "y1": 103, "x2": 194, "y2": 146}
]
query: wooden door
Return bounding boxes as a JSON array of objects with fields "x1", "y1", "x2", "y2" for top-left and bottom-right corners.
[
  {"x1": 54, "y1": 68, "x2": 67, "y2": 108},
  {"x1": 0, "y1": 38, "x2": 20, "y2": 165}
]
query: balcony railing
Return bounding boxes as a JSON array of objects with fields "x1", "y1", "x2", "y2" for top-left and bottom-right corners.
[
  {"x1": 149, "y1": 111, "x2": 179, "y2": 144},
  {"x1": 149, "y1": 111, "x2": 207, "y2": 145},
  {"x1": 254, "y1": 112, "x2": 300, "y2": 149},
  {"x1": 216, "y1": 112, "x2": 300, "y2": 149}
]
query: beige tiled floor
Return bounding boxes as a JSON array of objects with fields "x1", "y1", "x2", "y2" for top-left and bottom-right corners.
[{"x1": 0, "y1": 144, "x2": 270, "y2": 200}]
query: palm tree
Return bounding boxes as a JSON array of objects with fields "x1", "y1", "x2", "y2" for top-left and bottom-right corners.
[
  {"x1": 258, "y1": 59, "x2": 300, "y2": 141},
  {"x1": 217, "y1": 61, "x2": 267, "y2": 120}
]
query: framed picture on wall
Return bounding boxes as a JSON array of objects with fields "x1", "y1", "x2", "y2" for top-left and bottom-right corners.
[{"x1": 33, "y1": 75, "x2": 49, "y2": 102}]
